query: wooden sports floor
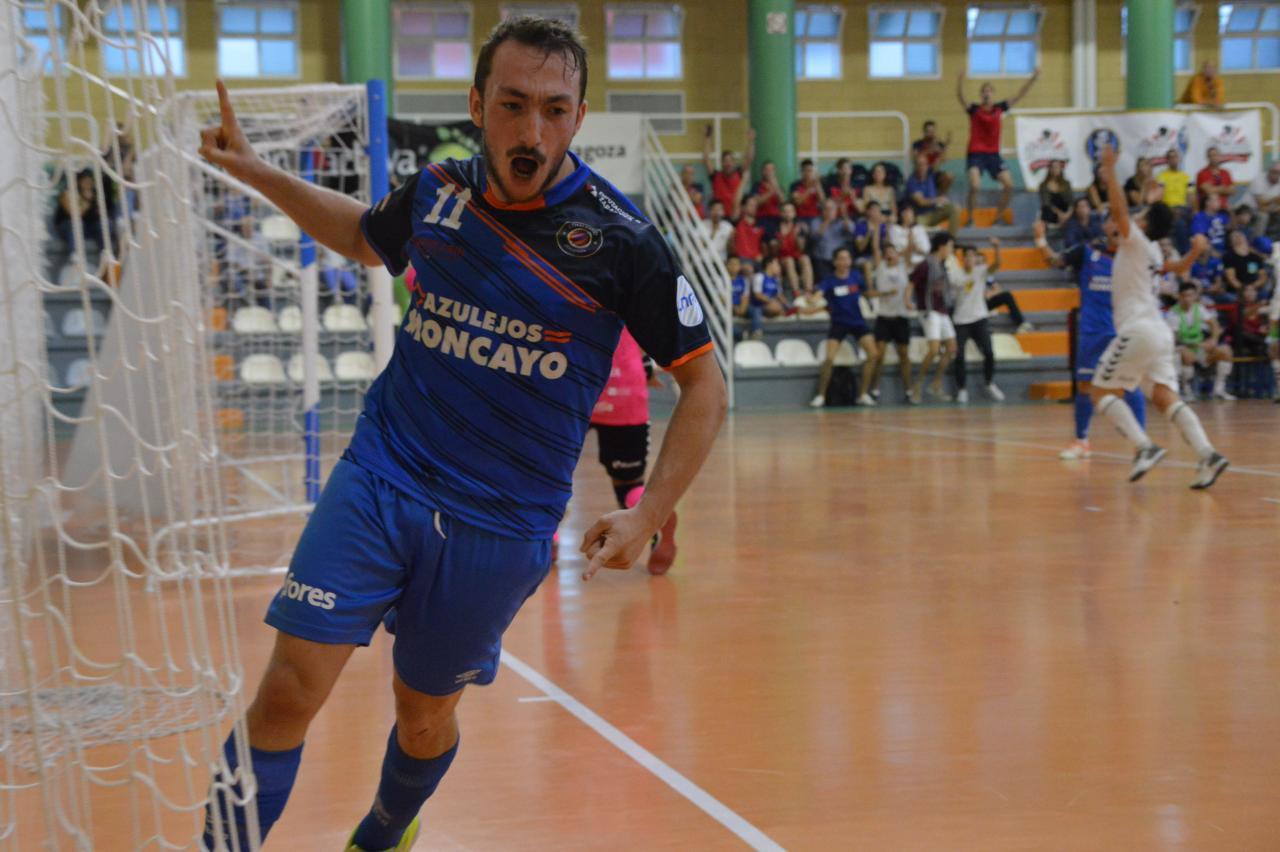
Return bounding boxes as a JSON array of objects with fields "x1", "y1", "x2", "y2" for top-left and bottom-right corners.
[{"x1": 60, "y1": 401, "x2": 1280, "y2": 849}]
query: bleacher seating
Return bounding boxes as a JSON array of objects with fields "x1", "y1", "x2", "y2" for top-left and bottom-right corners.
[{"x1": 774, "y1": 338, "x2": 819, "y2": 366}]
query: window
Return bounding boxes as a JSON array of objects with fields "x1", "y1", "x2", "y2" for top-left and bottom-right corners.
[
  {"x1": 102, "y1": 2, "x2": 186, "y2": 77},
  {"x1": 966, "y1": 4, "x2": 1043, "y2": 76},
  {"x1": 868, "y1": 5, "x2": 944, "y2": 79},
  {"x1": 795, "y1": 5, "x2": 844, "y2": 79},
  {"x1": 500, "y1": 3, "x2": 580, "y2": 28},
  {"x1": 1122, "y1": 4, "x2": 1199, "y2": 74},
  {"x1": 394, "y1": 3, "x2": 473, "y2": 80},
  {"x1": 1218, "y1": 3, "x2": 1280, "y2": 71},
  {"x1": 218, "y1": 2, "x2": 300, "y2": 78},
  {"x1": 605, "y1": 5, "x2": 683, "y2": 79},
  {"x1": 19, "y1": 4, "x2": 65, "y2": 72}
]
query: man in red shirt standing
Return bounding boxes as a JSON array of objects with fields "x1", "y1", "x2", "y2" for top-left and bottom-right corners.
[
  {"x1": 957, "y1": 69, "x2": 1039, "y2": 226},
  {"x1": 1195, "y1": 146, "x2": 1234, "y2": 212},
  {"x1": 702, "y1": 124, "x2": 755, "y2": 221}
]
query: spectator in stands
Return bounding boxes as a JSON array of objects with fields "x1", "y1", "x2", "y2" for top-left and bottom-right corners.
[
  {"x1": 1244, "y1": 161, "x2": 1280, "y2": 239},
  {"x1": 862, "y1": 164, "x2": 897, "y2": 221},
  {"x1": 728, "y1": 257, "x2": 762, "y2": 339},
  {"x1": 825, "y1": 158, "x2": 862, "y2": 218},
  {"x1": 1038, "y1": 160, "x2": 1072, "y2": 227},
  {"x1": 680, "y1": 164, "x2": 706, "y2": 219},
  {"x1": 775, "y1": 202, "x2": 813, "y2": 296},
  {"x1": 957, "y1": 69, "x2": 1039, "y2": 227},
  {"x1": 700, "y1": 199, "x2": 734, "y2": 261},
  {"x1": 1087, "y1": 163, "x2": 1110, "y2": 212},
  {"x1": 890, "y1": 204, "x2": 931, "y2": 269},
  {"x1": 985, "y1": 275, "x2": 1035, "y2": 333},
  {"x1": 1181, "y1": 60, "x2": 1225, "y2": 109},
  {"x1": 1191, "y1": 254, "x2": 1228, "y2": 302},
  {"x1": 950, "y1": 239, "x2": 1006, "y2": 403},
  {"x1": 866, "y1": 231, "x2": 914, "y2": 403},
  {"x1": 1236, "y1": 282, "x2": 1269, "y2": 359},
  {"x1": 1191, "y1": 192, "x2": 1231, "y2": 258},
  {"x1": 854, "y1": 201, "x2": 889, "y2": 265},
  {"x1": 907, "y1": 231, "x2": 959, "y2": 402},
  {"x1": 702, "y1": 124, "x2": 755, "y2": 220},
  {"x1": 733, "y1": 196, "x2": 765, "y2": 264},
  {"x1": 56, "y1": 170, "x2": 107, "y2": 254},
  {"x1": 222, "y1": 215, "x2": 269, "y2": 307},
  {"x1": 1196, "y1": 146, "x2": 1234, "y2": 212},
  {"x1": 1233, "y1": 204, "x2": 1260, "y2": 239},
  {"x1": 911, "y1": 119, "x2": 953, "y2": 196},
  {"x1": 905, "y1": 154, "x2": 958, "y2": 234},
  {"x1": 1157, "y1": 147, "x2": 1193, "y2": 250},
  {"x1": 751, "y1": 256, "x2": 790, "y2": 321},
  {"x1": 1168, "y1": 281, "x2": 1235, "y2": 399},
  {"x1": 790, "y1": 159, "x2": 825, "y2": 231},
  {"x1": 1271, "y1": 296, "x2": 1280, "y2": 401},
  {"x1": 806, "y1": 247, "x2": 879, "y2": 408},
  {"x1": 1125, "y1": 157, "x2": 1155, "y2": 209},
  {"x1": 812, "y1": 197, "x2": 856, "y2": 282},
  {"x1": 1224, "y1": 227, "x2": 1270, "y2": 294},
  {"x1": 752, "y1": 161, "x2": 785, "y2": 238},
  {"x1": 1061, "y1": 197, "x2": 1102, "y2": 251}
]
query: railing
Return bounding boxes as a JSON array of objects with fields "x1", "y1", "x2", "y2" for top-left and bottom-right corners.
[{"x1": 640, "y1": 120, "x2": 736, "y2": 409}]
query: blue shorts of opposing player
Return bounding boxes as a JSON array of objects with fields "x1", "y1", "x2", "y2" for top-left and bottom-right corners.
[
  {"x1": 266, "y1": 459, "x2": 552, "y2": 696},
  {"x1": 1076, "y1": 332, "x2": 1113, "y2": 382}
]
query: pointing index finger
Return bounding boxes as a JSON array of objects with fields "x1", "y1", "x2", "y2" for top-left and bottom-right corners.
[{"x1": 216, "y1": 80, "x2": 239, "y2": 132}]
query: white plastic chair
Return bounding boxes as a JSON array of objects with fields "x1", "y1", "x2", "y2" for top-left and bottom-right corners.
[
  {"x1": 271, "y1": 260, "x2": 300, "y2": 291},
  {"x1": 287, "y1": 352, "x2": 334, "y2": 383},
  {"x1": 993, "y1": 333, "x2": 1031, "y2": 360},
  {"x1": 833, "y1": 339, "x2": 861, "y2": 366},
  {"x1": 334, "y1": 350, "x2": 376, "y2": 381},
  {"x1": 261, "y1": 214, "x2": 300, "y2": 246},
  {"x1": 908, "y1": 336, "x2": 930, "y2": 363},
  {"x1": 65, "y1": 358, "x2": 92, "y2": 388},
  {"x1": 774, "y1": 338, "x2": 819, "y2": 367},
  {"x1": 231, "y1": 306, "x2": 278, "y2": 334},
  {"x1": 61, "y1": 307, "x2": 106, "y2": 337},
  {"x1": 240, "y1": 354, "x2": 286, "y2": 384},
  {"x1": 277, "y1": 305, "x2": 303, "y2": 333},
  {"x1": 323, "y1": 304, "x2": 368, "y2": 332},
  {"x1": 859, "y1": 295, "x2": 877, "y2": 321},
  {"x1": 733, "y1": 340, "x2": 776, "y2": 368}
]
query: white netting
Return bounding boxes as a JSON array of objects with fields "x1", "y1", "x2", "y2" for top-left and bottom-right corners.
[{"x1": 0, "y1": 2, "x2": 263, "y2": 849}]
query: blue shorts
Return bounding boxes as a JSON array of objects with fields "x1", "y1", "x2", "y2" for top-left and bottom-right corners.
[
  {"x1": 966, "y1": 152, "x2": 1007, "y2": 181},
  {"x1": 1076, "y1": 332, "x2": 1113, "y2": 381},
  {"x1": 265, "y1": 460, "x2": 552, "y2": 696}
]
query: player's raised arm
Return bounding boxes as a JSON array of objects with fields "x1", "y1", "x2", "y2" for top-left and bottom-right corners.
[
  {"x1": 1166, "y1": 234, "x2": 1209, "y2": 277},
  {"x1": 198, "y1": 80, "x2": 381, "y2": 267},
  {"x1": 1099, "y1": 144, "x2": 1130, "y2": 238},
  {"x1": 1008, "y1": 67, "x2": 1040, "y2": 107},
  {"x1": 955, "y1": 71, "x2": 968, "y2": 111}
]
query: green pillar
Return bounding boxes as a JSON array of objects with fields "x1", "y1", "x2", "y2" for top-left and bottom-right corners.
[
  {"x1": 1125, "y1": 0, "x2": 1174, "y2": 109},
  {"x1": 748, "y1": 0, "x2": 797, "y2": 186},
  {"x1": 342, "y1": 0, "x2": 393, "y2": 97}
]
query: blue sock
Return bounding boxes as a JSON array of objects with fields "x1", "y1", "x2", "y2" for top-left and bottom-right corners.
[
  {"x1": 1125, "y1": 389, "x2": 1146, "y2": 428},
  {"x1": 352, "y1": 726, "x2": 459, "y2": 851},
  {"x1": 1073, "y1": 393, "x2": 1093, "y2": 440},
  {"x1": 203, "y1": 734, "x2": 302, "y2": 850}
]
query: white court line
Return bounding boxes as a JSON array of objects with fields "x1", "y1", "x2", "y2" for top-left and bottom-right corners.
[{"x1": 500, "y1": 651, "x2": 786, "y2": 852}]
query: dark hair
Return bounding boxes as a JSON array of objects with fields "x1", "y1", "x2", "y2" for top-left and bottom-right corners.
[
  {"x1": 474, "y1": 16, "x2": 588, "y2": 103},
  {"x1": 1144, "y1": 202, "x2": 1174, "y2": 240},
  {"x1": 865, "y1": 200, "x2": 881, "y2": 211},
  {"x1": 1234, "y1": 204, "x2": 1253, "y2": 216},
  {"x1": 1178, "y1": 281, "x2": 1198, "y2": 294},
  {"x1": 924, "y1": 119, "x2": 937, "y2": 128},
  {"x1": 930, "y1": 232, "x2": 955, "y2": 253},
  {"x1": 833, "y1": 246, "x2": 853, "y2": 260},
  {"x1": 835, "y1": 157, "x2": 850, "y2": 169},
  {"x1": 800, "y1": 158, "x2": 815, "y2": 169},
  {"x1": 709, "y1": 198, "x2": 725, "y2": 209}
]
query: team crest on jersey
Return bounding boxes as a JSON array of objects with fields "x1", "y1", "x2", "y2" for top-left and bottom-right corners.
[{"x1": 556, "y1": 221, "x2": 604, "y2": 257}]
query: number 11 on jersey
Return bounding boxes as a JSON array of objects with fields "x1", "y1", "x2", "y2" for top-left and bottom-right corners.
[{"x1": 423, "y1": 184, "x2": 471, "y2": 231}]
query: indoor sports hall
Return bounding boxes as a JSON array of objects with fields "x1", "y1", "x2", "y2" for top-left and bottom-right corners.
[{"x1": 1, "y1": 2, "x2": 1278, "y2": 850}]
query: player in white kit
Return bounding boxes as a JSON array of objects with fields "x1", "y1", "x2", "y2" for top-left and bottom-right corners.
[{"x1": 1091, "y1": 145, "x2": 1229, "y2": 489}]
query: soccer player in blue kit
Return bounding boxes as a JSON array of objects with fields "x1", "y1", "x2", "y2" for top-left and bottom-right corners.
[
  {"x1": 1032, "y1": 217, "x2": 1147, "y2": 461},
  {"x1": 197, "y1": 17, "x2": 726, "y2": 851}
]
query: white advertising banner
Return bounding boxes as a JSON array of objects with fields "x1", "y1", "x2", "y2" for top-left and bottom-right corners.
[
  {"x1": 1016, "y1": 109, "x2": 1264, "y2": 190},
  {"x1": 572, "y1": 113, "x2": 644, "y2": 196}
]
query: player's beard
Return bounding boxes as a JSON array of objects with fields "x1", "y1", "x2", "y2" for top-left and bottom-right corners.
[{"x1": 481, "y1": 130, "x2": 568, "y2": 204}]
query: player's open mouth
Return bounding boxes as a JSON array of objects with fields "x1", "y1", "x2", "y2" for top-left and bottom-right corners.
[{"x1": 511, "y1": 156, "x2": 539, "y2": 179}]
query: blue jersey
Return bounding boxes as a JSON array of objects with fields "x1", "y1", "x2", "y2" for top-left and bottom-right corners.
[
  {"x1": 1063, "y1": 244, "x2": 1116, "y2": 338},
  {"x1": 355, "y1": 154, "x2": 712, "y2": 539},
  {"x1": 731, "y1": 275, "x2": 749, "y2": 307},
  {"x1": 1191, "y1": 210, "x2": 1230, "y2": 253},
  {"x1": 820, "y1": 271, "x2": 867, "y2": 328},
  {"x1": 753, "y1": 273, "x2": 781, "y2": 300}
]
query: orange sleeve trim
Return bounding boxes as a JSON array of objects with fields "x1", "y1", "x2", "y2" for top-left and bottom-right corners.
[
  {"x1": 664, "y1": 341, "x2": 715, "y2": 371},
  {"x1": 483, "y1": 188, "x2": 547, "y2": 211}
]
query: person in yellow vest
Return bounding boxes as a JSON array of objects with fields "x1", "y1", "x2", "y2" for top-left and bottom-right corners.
[
  {"x1": 1167, "y1": 282, "x2": 1235, "y2": 399},
  {"x1": 1181, "y1": 60, "x2": 1225, "y2": 109}
]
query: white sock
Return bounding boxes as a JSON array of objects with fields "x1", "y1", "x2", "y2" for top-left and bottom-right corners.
[
  {"x1": 1166, "y1": 401, "x2": 1214, "y2": 460},
  {"x1": 1180, "y1": 363, "x2": 1194, "y2": 383},
  {"x1": 1214, "y1": 359, "x2": 1232, "y2": 389},
  {"x1": 1098, "y1": 395, "x2": 1152, "y2": 450}
]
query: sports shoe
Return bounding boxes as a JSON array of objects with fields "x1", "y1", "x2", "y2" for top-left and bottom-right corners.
[
  {"x1": 857, "y1": 392, "x2": 877, "y2": 406},
  {"x1": 928, "y1": 384, "x2": 952, "y2": 402},
  {"x1": 647, "y1": 510, "x2": 678, "y2": 575},
  {"x1": 1059, "y1": 439, "x2": 1091, "y2": 460},
  {"x1": 870, "y1": 388, "x2": 881, "y2": 400},
  {"x1": 809, "y1": 394, "x2": 825, "y2": 408},
  {"x1": 906, "y1": 390, "x2": 921, "y2": 405},
  {"x1": 985, "y1": 382, "x2": 1006, "y2": 401},
  {"x1": 345, "y1": 816, "x2": 421, "y2": 852},
  {"x1": 955, "y1": 388, "x2": 969, "y2": 404},
  {"x1": 1212, "y1": 387, "x2": 1237, "y2": 401},
  {"x1": 1128, "y1": 444, "x2": 1167, "y2": 482},
  {"x1": 1016, "y1": 321, "x2": 1036, "y2": 334},
  {"x1": 1190, "y1": 452, "x2": 1229, "y2": 490}
]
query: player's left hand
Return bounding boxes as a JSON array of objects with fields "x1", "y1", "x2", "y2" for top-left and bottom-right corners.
[
  {"x1": 1099, "y1": 144, "x2": 1117, "y2": 170},
  {"x1": 580, "y1": 509, "x2": 658, "y2": 581}
]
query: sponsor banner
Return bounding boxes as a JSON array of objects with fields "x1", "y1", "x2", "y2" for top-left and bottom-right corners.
[{"x1": 1015, "y1": 109, "x2": 1263, "y2": 190}]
